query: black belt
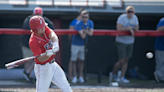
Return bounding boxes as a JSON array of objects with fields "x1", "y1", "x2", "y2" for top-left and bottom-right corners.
[{"x1": 41, "y1": 59, "x2": 55, "y2": 65}]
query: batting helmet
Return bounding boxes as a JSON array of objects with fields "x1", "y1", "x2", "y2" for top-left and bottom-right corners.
[
  {"x1": 29, "y1": 16, "x2": 47, "y2": 33},
  {"x1": 33, "y1": 7, "x2": 43, "y2": 15}
]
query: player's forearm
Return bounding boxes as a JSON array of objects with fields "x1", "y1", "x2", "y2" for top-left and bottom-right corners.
[
  {"x1": 117, "y1": 27, "x2": 131, "y2": 31},
  {"x1": 83, "y1": 29, "x2": 93, "y2": 36},
  {"x1": 79, "y1": 32, "x2": 87, "y2": 39},
  {"x1": 157, "y1": 26, "x2": 164, "y2": 31},
  {"x1": 37, "y1": 55, "x2": 51, "y2": 62},
  {"x1": 133, "y1": 25, "x2": 139, "y2": 31}
]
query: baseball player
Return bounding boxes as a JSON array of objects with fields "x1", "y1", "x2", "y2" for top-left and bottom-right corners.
[
  {"x1": 29, "y1": 16, "x2": 72, "y2": 92},
  {"x1": 22, "y1": 7, "x2": 54, "y2": 83}
]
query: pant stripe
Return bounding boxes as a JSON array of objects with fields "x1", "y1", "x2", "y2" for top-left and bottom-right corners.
[{"x1": 37, "y1": 65, "x2": 40, "y2": 92}]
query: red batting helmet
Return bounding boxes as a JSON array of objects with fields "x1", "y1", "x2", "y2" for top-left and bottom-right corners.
[
  {"x1": 29, "y1": 16, "x2": 47, "y2": 33},
  {"x1": 33, "y1": 7, "x2": 43, "y2": 15}
]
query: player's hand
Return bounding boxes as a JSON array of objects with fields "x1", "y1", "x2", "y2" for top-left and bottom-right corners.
[
  {"x1": 130, "y1": 29, "x2": 135, "y2": 36},
  {"x1": 46, "y1": 49, "x2": 54, "y2": 57},
  {"x1": 127, "y1": 26, "x2": 133, "y2": 31}
]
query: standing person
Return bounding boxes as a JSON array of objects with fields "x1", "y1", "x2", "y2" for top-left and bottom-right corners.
[
  {"x1": 68, "y1": 8, "x2": 85, "y2": 81},
  {"x1": 29, "y1": 15, "x2": 72, "y2": 92},
  {"x1": 110, "y1": 6, "x2": 139, "y2": 83},
  {"x1": 70, "y1": 10, "x2": 94, "y2": 84},
  {"x1": 22, "y1": 7, "x2": 54, "y2": 82},
  {"x1": 154, "y1": 17, "x2": 164, "y2": 83}
]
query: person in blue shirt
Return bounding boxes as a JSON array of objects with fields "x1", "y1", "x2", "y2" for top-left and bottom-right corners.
[
  {"x1": 68, "y1": 8, "x2": 85, "y2": 81},
  {"x1": 70, "y1": 10, "x2": 94, "y2": 84},
  {"x1": 154, "y1": 17, "x2": 164, "y2": 83}
]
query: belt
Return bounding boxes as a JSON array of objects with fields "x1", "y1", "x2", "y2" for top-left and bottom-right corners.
[{"x1": 41, "y1": 59, "x2": 55, "y2": 65}]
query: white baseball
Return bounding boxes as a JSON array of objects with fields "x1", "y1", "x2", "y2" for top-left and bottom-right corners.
[{"x1": 146, "y1": 52, "x2": 153, "y2": 59}]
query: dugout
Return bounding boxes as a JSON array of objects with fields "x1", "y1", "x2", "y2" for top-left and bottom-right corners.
[{"x1": 0, "y1": 12, "x2": 163, "y2": 80}]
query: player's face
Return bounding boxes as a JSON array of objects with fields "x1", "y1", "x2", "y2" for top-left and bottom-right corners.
[
  {"x1": 127, "y1": 9, "x2": 134, "y2": 18},
  {"x1": 37, "y1": 26, "x2": 45, "y2": 34},
  {"x1": 82, "y1": 14, "x2": 89, "y2": 22}
]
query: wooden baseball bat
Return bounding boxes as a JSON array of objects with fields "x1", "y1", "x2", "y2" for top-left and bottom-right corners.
[{"x1": 5, "y1": 53, "x2": 46, "y2": 69}]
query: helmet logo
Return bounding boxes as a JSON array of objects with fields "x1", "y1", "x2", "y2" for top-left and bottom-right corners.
[{"x1": 40, "y1": 20, "x2": 42, "y2": 24}]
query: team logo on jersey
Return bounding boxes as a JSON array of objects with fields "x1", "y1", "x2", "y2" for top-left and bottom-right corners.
[
  {"x1": 44, "y1": 40, "x2": 53, "y2": 50},
  {"x1": 130, "y1": 21, "x2": 135, "y2": 24}
]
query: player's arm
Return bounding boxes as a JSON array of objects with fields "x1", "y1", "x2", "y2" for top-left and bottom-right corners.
[
  {"x1": 78, "y1": 30, "x2": 87, "y2": 39},
  {"x1": 83, "y1": 21, "x2": 94, "y2": 36},
  {"x1": 30, "y1": 41, "x2": 51, "y2": 62},
  {"x1": 117, "y1": 23, "x2": 134, "y2": 36},
  {"x1": 117, "y1": 23, "x2": 133, "y2": 31},
  {"x1": 49, "y1": 29, "x2": 59, "y2": 54},
  {"x1": 68, "y1": 25, "x2": 74, "y2": 44},
  {"x1": 76, "y1": 22, "x2": 87, "y2": 39},
  {"x1": 156, "y1": 20, "x2": 164, "y2": 31},
  {"x1": 36, "y1": 31, "x2": 59, "y2": 62},
  {"x1": 157, "y1": 26, "x2": 164, "y2": 31},
  {"x1": 133, "y1": 25, "x2": 139, "y2": 31},
  {"x1": 83, "y1": 29, "x2": 93, "y2": 36}
]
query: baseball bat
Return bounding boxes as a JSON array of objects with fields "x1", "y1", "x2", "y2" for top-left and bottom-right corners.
[{"x1": 5, "y1": 53, "x2": 46, "y2": 69}]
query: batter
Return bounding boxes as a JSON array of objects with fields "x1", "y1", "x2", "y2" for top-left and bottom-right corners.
[{"x1": 29, "y1": 15, "x2": 72, "y2": 92}]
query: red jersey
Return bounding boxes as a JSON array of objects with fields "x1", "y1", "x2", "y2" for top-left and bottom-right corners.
[{"x1": 29, "y1": 26, "x2": 55, "y2": 64}]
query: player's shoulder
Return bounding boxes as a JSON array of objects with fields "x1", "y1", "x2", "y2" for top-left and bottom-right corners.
[
  {"x1": 159, "y1": 17, "x2": 164, "y2": 22},
  {"x1": 24, "y1": 15, "x2": 32, "y2": 22},
  {"x1": 88, "y1": 19, "x2": 94, "y2": 24},
  {"x1": 76, "y1": 20, "x2": 82, "y2": 25},
  {"x1": 133, "y1": 14, "x2": 138, "y2": 19},
  {"x1": 118, "y1": 14, "x2": 127, "y2": 19},
  {"x1": 72, "y1": 19, "x2": 77, "y2": 22}
]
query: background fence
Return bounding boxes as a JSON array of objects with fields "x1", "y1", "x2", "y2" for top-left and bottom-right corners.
[{"x1": 0, "y1": 29, "x2": 159, "y2": 80}]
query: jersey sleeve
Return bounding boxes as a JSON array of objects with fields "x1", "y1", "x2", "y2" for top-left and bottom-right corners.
[
  {"x1": 29, "y1": 40, "x2": 42, "y2": 56},
  {"x1": 45, "y1": 26, "x2": 53, "y2": 39},
  {"x1": 157, "y1": 18, "x2": 164, "y2": 29},
  {"x1": 134, "y1": 15, "x2": 139, "y2": 25},
  {"x1": 117, "y1": 14, "x2": 124, "y2": 25},
  {"x1": 70, "y1": 19, "x2": 77, "y2": 27},
  {"x1": 90, "y1": 20, "x2": 94, "y2": 29},
  {"x1": 75, "y1": 21, "x2": 82, "y2": 31}
]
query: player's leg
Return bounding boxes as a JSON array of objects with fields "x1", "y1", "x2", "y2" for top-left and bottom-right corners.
[
  {"x1": 120, "y1": 57, "x2": 129, "y2": 77},
  {"x1": 154, "y1": 50, "x2": 164, "y2": 82},
  {"x1": 112, "y1": 42, "x2": 126, "y2": 75},
  {"x1": 68, "y1": 60, "x2": 73, "y2": 80},
  {"x1": 52, "y1": 62, "x2": 72, "y2": 92},
  {"x1": 78, "y1": 45, "x2": 85, "y2": 83},
  {"x1": 34, "y1": 64, "x2": 53, "y2": 92},
  {"x1": 111, "y1": 42, "x2": 127, "y2": 82},
  {"x1": 70, "y1": 45, "x2": 79, "y2": 83},
  {"x1": 120, "y1": 43, "x2": 133, "y2": 83}
]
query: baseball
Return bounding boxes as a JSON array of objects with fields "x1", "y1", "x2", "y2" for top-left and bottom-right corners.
[{"x1": 146, "y1": 52, "x2": 153, "y2": 59}]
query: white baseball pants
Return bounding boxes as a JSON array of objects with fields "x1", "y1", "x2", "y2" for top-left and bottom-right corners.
[{"x1": 34, "y1": 61, "x2": 72, "y2": 92}]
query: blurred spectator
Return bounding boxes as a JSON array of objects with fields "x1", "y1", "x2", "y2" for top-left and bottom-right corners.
[
  {"x1": 154, "y1": 17, "x2": 164, "y2": 83},
  {"x1": 21, "y1": 7, "x2": 54, "y2": 83},
  {"x1": 110, "y1": 6, "x2": 139, "y2": 83},
  {"x1": 69, "y1": 10, "x2": 94, "y2": 84},
  {"x1": 68, "y1": 8, "x2": 85, "y2": 80}
]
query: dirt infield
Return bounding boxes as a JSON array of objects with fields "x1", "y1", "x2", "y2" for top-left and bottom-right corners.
[
  {"x1": 0, "y1": 84, "x2": 164, "y2": 92},
  {"x1": 0, "y1": 87, "x2": 164, "y2": 92}
]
